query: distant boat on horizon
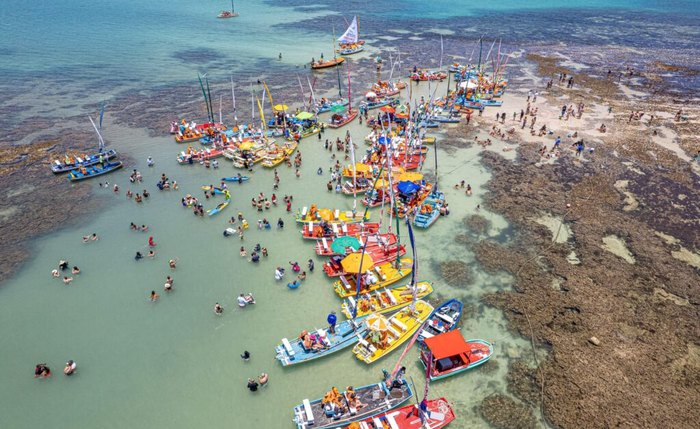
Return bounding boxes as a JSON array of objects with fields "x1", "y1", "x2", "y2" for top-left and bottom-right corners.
[{"x1": 217, "y1": 0, "x2": 239, "y2": 18}]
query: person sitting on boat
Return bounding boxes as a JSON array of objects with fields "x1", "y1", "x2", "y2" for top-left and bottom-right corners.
[{"x1": 345, "y1": 386, "x2": 366, "y2": 410}]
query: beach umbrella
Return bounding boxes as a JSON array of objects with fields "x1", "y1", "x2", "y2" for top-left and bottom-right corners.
[
  {"x1": 398, "y1": 172, "x2": 423, "y2": 182},
  {"x1": 396, "y1": 104, "x2": 409, "y2": 113},
  {"x1": 397, "y1": 180, "x2": 420, "y2": 194},
  {"x1": 341, "y1": 253, "x2": 374, "y2": 273},
  {"x1": 365, "y1": 91, "x2": 377, "y2": 98},
  {"x1": 377, "y1": 136, "x2": 390, "y2": 145},
  {"x1": 273, "y1": 104, "x2": 289, "y2": 111},
  {"x1": 295, "y1": 111, "x2": 314, "y2": 120},
  {"x1": 379, "y1": 105, "x2": 395, "y2": 113},
  {"x1": 238, "y1": 141, "x2": 255, "y2": 150},
  {"x1": 318, "y1": 208, "x2": 334, "y2": 221},
  {"x1": 330, "y1": 104, "x2": 346, "y2": 113},
  {"x1": 365, "y1": 314, "x2": 389, "y2": 332},
  {"x1": 332, "y1": 236, "x2": 361, "y2": 254},
  {"x1": 395, "y1": 113, "x2": 409, "y2": 119}
]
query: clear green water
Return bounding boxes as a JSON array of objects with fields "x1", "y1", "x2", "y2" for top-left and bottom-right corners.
[{"x1": 0, "y1": 80, "x2": 536, "y2": 428}]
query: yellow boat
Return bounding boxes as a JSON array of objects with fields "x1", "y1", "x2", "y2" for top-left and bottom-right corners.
[
  {"x1": 422, "y1": 136, "x2": 436, "y2": 144},
  {"x1": 261, "y1": 141, "x2": 297, "y2": 168},
  {"x1": 333, "y1": 257, "x2": 412, "y2": 298},
  {"x1": 352, "y1": 300, "x2": 434, "y2": 364},
  {"x1": 296, "y1": 205, "x2": 370, "y2": 224},
  {"x1": 341, "y1": 281, "x2": 433, "y2": 319}
]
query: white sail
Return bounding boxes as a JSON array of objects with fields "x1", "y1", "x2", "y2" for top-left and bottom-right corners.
[{"x1": 337, "y1": 16, "x2": 358, "y2": 44}]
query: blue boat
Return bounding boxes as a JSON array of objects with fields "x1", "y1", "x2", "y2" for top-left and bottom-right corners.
[
  {"x1": 417, "y1": 298, "x2": 463, "y2": 344},
  {"x1": 339, "y1": 45, "x2": 364, "y2": 56},
  {"x1": 360, "y1": 97, "x2": 399, "y2": 111},
  {"x1": 221, "y1": 175, "x2": 249, "y2": 183},
  {"x1": 52, "y1": 149, "x2": 118, "y2": 174},
  {"x1": 419, "y1": 120, "x2": 439, "y2": 128},
  {"x1": 207, "y1": 199, "x2": 230, "y2": 216},
  {"x1": 431, "y1": 114, "x2": 460, "y2": 123},
  {"x1": 292, "y1": 374, "x2": 413, "y2": 429},
  {"x1": 315, "y1": 98, "x2": 349, "y2": 114},
  {"x1": 413, "y1": 190, "x2": 445, "y2": 229},
  {"x1": 274, "y1": 318, "x2": 367, "y2": 366},
  {"x1": 67, "y1": 161, "x2": 123, "y2": 181}
]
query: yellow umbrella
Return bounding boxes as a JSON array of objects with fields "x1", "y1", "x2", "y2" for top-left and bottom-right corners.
[
  {"x1": 398, "y1": 172, "x2": 423, "y2": 182},
  {"x1": 365, "y1": 314, "x2": 389, "y2": 332},
  {"x1": 341, "y1": 253, "x2": 374, "y2": 273},
  {"x1": 318, "y1": 208, "x2": 334, "y2": 221},
  {"x1": 238, "y1": 141, "x2": 255, "y2": 150},
  {"x1": 274, "y1": 104, "x2": 289, "y2": 111}
]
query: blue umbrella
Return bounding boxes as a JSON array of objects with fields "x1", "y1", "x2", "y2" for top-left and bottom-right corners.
[{"x1": 397, "y1": 181, "x2": 420, "y2": 195}]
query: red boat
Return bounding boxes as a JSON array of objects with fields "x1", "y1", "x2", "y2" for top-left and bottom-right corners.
[
  {"x1": 410, "y1": 71, "x2": 448, "y2": 81},
  {"x1": 328, "y1": 109, "x2": 359, "y2": 128},
  {"x1": 301, "y1": 222, "x2": 380, "y2": 240},
  {"x1": 344, "y1": 397, "x2": 455, "y2": 429},
  {"x1": 323, "y1": 244, "x2": 406, "y2": 277},
  {"x1": 314, "y1": 233, "x2": 398, "y2": 256}
]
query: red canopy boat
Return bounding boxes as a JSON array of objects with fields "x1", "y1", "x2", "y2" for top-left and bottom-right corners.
[{"x1": 344, "y1": 397, "x2": 455, "y2": 429}]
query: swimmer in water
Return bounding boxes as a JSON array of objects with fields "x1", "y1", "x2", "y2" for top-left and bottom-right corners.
[
  {"x1": 169, "y1": 259, "x2": 177, "y2": 269},
  {"x1": 135, "y1": 252, "x2": 143, "y2": 260},
  {"x1": 258, "y1": 372, "x2": 269, "y2": 386},
  {"x1": 148, "y1": 250, "x2": 156, "y2": 258},
  {"x1": 150, "y1": 291, "x2": 159, "y2": 302},
  {"x1": 59, "y1": 260, "x2": 69, "y2": 271},
  {"x1": 63, "y1": 360, "x2": 77, "y2": 376},
  {"x1": 247, "y1": 378, "x2": 259, "y2": 392},
  {"x1": 63, "y1": 276, "x2": 73, "y2": 285},
  {"x1": 164, "y1": 276, "x2": 173, "y2": 292},
  {"x1": 34, "y1": 364, "x2": 51, "y2": 378},
  {"x1": 241, "y1": 351, "x2": 251, "y2": 361},
  {"x1": 51, "y1": 269, "x2": 60, "y2": 278},
  {"x1": 240, "y1": 247, "x2": 247, "y2": 257},
  {"x1": 214, "y1": 303, "x2": 223, "y2": 315},
  {"x1": 71, "y1": 266, "x2": 80, "y2": 275}
]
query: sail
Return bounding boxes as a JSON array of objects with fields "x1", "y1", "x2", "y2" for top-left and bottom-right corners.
[{"x1": 337, "y1": 16, "x2": 358, "y2": 44}]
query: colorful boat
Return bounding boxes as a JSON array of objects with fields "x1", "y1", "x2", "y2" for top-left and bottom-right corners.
[
  {"x1": 409, "y1": 71, "x2": 448, "y2": 81},
  {"x1": 52, "y1": 149, "x2": 118, "y2": 174},
  {"x1": 417, "y1": 299, "x2": 462, "y2": 344},
  {"x1": 328, "y1": 109, "x2": 359, "y2": 128},
  {"x1": 339, "y1": 45, "x2": 363, "y2": 55},
  {"x1": 301, "y1": 222, "x2": 380, "y2": 240},
  {"x1": 360, "y1": 96, "x2": 399, "y2": 111},
  {"x1": 341, "y1": 282, "x2": 433, "y2": 319},
  {"x1": 343, "y1": 397, "x2": 455, "y2": 429},
  {"x1": 292, "y1": 376, "x2": 412, "y2": 429},
  {"x1": 296, "y1": 205, "x2": 369, "y2": 224},
  {"x1": 274, "y1": 318, "x2": 367, "y2": 367},
  {"x1": 217, "y1": 0, "x2": 239, "y2": 18},
  {"x1": 323, "y1": 244, "x2": 406, "y2": 277},
  {"x1": 352, "y1": 300, "x2": 434, "y2": 364},
  {"x1": 67, "y1": 161, "x2": 123, "y2": 181},
  {"x1": 315, "y1": 233, "x2": 397, "y2": 257},
  {"x1": 333, "y1": 257, "x2": 412, "y2": 298},
  {"x1": 311, "y1": 57, "x2": 345, "y2": 70},
  {"x1": 261, "y1": 141, "x2": 297, "y2": 168},
  {"x1": 420, "y1": 330, "x2": 493, "y2": 381},
  {"x1": 413, "y1": 190, "x2": 445, "y2": 229},
  {"x1": 315, "y1": 98, "x2": 350, "y2": 115}
]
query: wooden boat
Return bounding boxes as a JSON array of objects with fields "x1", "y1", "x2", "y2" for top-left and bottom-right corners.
[
  {"x1": 417, "y1": 299, "x2": 462, "y2": 343},
  {"x1": 177, "y1": 146, "x2": 231, "y2": 164},
  {"x1": 286, "y1": 124, "x2": 322, "y2": 141},
  {"x1": 67, "y1": 161, "x2": 123, "y2": 181},
  {"x1": 174, "y1": 122, "x2": 226, "y2": 143},
  {"x1": 360, "y1": 97, "x2": 399, "y2": 111},
  {"x1": 315, "y1": 98, "x2": 350, "y2": 114},
  {"x1": 343, "y1": 397, "x2": 455, "y2": 429},
  {"x1": 296, "y1": 205, "x2": 369, "y2": 224},
  {"x1": 52, "y1": 149, "x2": 118, "y2": 174},
  {"x1": 413, "y1": 190, "x2": 445, "y2": 229},
  {"x1": 421, "y1": 136, "x2": 437, "y2": 145},
  {"x1": 301, "y1": 222, "x2": 380, "y2": 240},
  {"x1": 341, "y1": 178, "x2": 372, "y2": 195},
  {"x1": 261, "y1": 141, "x2": 297, "y2": 168},
  {"x1": 217, "y1": 0, "x2": 239, "y2": 18},
  {"x1": 323, "y1": 244, "x2": 406, "y2": 277},
  {"x1": 274, "y1": 318, "x2": 367, "y2": 366},
  {"x1": 341, "y1": 282, "x2": 433, "y2": 319},
  {"x1": 311, "y1": 57, "x2": 345, "y2": 70},
  {"x1": 352, "y1": 300, "x2": 434, "y2": 364},
  {"x1": 315, "y1": 233, "x2": 397, "y2": 257},
  {"x1": 432, "y1": 114, "x2": 460, "y2": 123},
  {"x1": 292, "y1": 377, "x2": 413, "y2": 429},
  {"x1": 207, "y1": 199, "x2": 230, "y2": 216},
  {"x1": 341, "y1": 163, "x2": 375, "y2": 179},
  {"x1": 339, "y1": 45, "x2": 364, "y2": 55},
  {"x1": 420, "y1": 330, "x2": 493, "y2": 381},
  {"x1": 333, "y1": 257, "x2": 412, "y2": 298},
  {"x1": 328, "y1": 109, "x2": 359, "y2": 128},
  {"x1": 409, "y1": 71, "x2": 447, "y2": 81},
  {"x1": 370, "y1": 81, "x2": 403, "y2": 98}
]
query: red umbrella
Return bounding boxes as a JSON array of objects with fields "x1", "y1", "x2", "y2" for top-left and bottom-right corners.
[{"x1": 379, "y1": 105, "x2": 395, "y2": 113}]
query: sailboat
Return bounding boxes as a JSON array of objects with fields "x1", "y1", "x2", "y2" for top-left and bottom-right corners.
[
  {"x1": 52, "y1": 106, "x2": 118, "y2": 174},
  {"x1": 337, "y1": 16, "x2": 364, "y2": 55},
  {"x1": 327, "y1": 61, "x2": 358, "y2": 128},
  {"x1": 217, "y1": 0, "x2": 239, "y2": 18},
  {"x1": 311, "y1": 29, "x2": 345, "y2": 70}
]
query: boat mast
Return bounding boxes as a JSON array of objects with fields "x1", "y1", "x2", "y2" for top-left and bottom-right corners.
[
  {"x1": 230, "y1": 76, "x2": 238, "y2": 125},
  {"x1": 333, "y1": 27, "x2": 342, "y2": 98},
  {"x1": 439, "y1": 35, "x2": 443, "y2": 71},
  {"x1": 88, "y1": 115, "x2": 105, "y2": 152}
]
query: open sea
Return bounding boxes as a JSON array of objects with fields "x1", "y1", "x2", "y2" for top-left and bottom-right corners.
[{"x1": 1, "y1": 1, "x2": 698, "y2": 428}]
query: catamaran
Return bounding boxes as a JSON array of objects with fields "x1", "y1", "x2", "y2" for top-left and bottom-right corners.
[{"x1": 337, "y1": 16, "x2": 364, "y2": 55}]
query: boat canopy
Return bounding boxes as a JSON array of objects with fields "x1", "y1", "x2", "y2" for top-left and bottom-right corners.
[{"x1": 423, "y1": 330, "x2": 469, "y2": 360}]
